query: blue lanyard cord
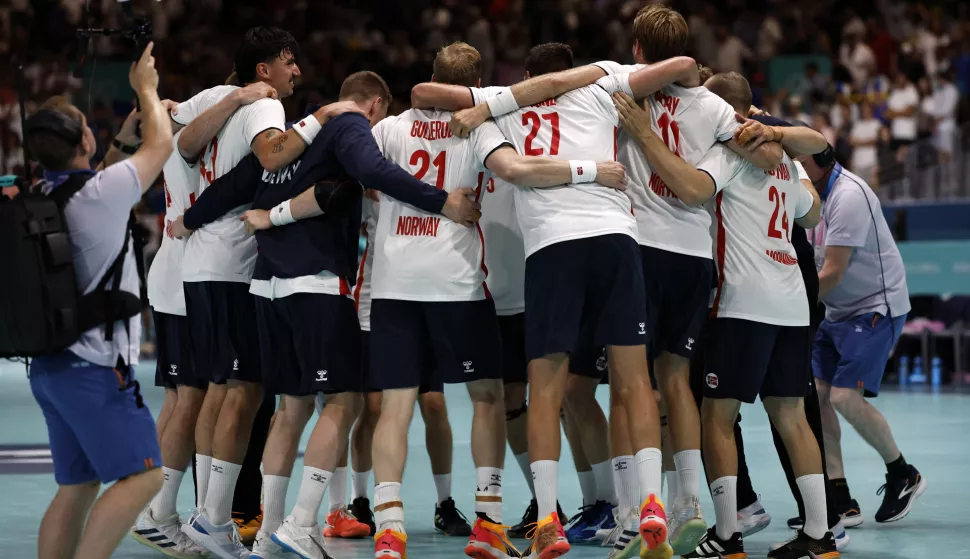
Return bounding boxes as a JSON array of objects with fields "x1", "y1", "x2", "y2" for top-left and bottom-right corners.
[
  {"x1": 819, "y1": 163, "x2": 842, "y2": 201},
  {"x1": 44, "y1": 169, "x2": 95, "y2": 190}
]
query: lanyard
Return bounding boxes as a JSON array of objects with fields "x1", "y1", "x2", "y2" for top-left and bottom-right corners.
[
  {"x1": 44, "y1": 168, "x2": 95, "y2": 190},
  {"x1": 819, "y1": 163, "x2": 842, "y2": 201}
]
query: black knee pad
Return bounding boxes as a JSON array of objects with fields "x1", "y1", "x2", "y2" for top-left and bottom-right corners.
[{"x1": 506, "y1": 401, "x2": 528, "y2": 422}]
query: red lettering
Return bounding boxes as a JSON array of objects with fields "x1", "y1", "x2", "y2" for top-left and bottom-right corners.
[
  {"x1": 767, "y1": 185, "x2": 790, "y2": 242},
  {"x1": 648, "y1": 173, "x2": 679, "y2": 199},
  {"x1": 767, "y1": 163, "x2": 791, "y2": 181},
  {"x1": 200, "y1": 137, "x2": 219, "y2": 186},
  {"x1": 765, "y1": 249, "x2": 798, "y2": 266},
  {"x1": 531, "y1": 99, "x2": 557, "y2": 108},
  {"x1": 410, "y1": 120, "x2": 453, "y2": 141},
  {"x1": 655, "y1": 92, "x2": 681, "y2": 115},
  {"x1": 395, "y1": 215, "x2": 441, "y2": 237}
]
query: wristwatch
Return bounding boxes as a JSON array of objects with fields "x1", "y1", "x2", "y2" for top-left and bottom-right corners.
[{"x1": 112, "y1": 138, "x2": 139, "y2": 155}]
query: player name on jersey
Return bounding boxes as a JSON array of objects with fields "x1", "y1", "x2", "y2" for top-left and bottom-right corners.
[{"x1": 411, "y1": 120, "x2": 453, "y2": 141}]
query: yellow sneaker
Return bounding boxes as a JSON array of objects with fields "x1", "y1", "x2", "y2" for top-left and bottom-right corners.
[
  {"x1": 374, "y1": 528, "x2": 408, "y2": 559},
  {"x1": 232, "y1": 512, "x2": 262, "y2": 545},
  {"x1": 465, "y1": 517, "x2": 521, "y2": 559},
  {"x1": 525, "y1": 512, "x2": 570, "y2": 559}
]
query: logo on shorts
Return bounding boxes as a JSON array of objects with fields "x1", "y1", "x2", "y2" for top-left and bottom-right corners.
[
  {"x1": 316, "y1": 370, "x2": 329, "y2": 382},
  {"x1": 595, "y1": 355, "x2": 608, "y2": 372},
  {"x1": 638, "y1": 322, "x2": 646, "y2": 335},
  {"x1": 686, "y1": 338, "x2": 695, "y2": 351},
  {"x1": 233, "y1": 359, "x2": 239, "y2": 372},
  {"x1": 169, "y1": 364, "x2": 178, "y2": 376},
  {"x1": 706, "y1": 373, "x2": 719, "y2": 389},
  {"x1": 463, "y1": 361, "x2": 475, "y2": 373},
  {"x1": 855, "y1": 325, "x2": 863, "y2": 332}
]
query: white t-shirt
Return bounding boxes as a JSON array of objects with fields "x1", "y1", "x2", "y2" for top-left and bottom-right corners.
[
  {"x1": 355, "y1": 197, "x2": 379, "y2": 331},
  {"x1": 370, "y1": 109, "x2": 510, "y2": 301},
  {"x1": 699, "y1": 146, "x2": 815, "y2": 326},
  {"x1": 886, "y1": 84, "x2": 920, "y2": 140},
  {"x1": 147, "y1": 131, "x2": 198, "y2": 316},
  {"x1": 172, "y1": 85, "x2": 286, "y2": 284},
  {"x1": 480, "y1": 175, "x2": 525, "y2": 315},
  {"x1": 849, "y1": 119, "x2": 882, "y2": 170},
  {"x1": 471, "y1": 85, "x2": 638, "y2": 257},
  {"x1": 592, "y1": 61, "x2": 742, "y2": 258}
]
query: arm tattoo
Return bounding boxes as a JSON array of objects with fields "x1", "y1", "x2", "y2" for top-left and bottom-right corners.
[
  {"x1": 264, "y1": 130, "x2": 278, "y2": 140},
  {"x1": 271, "y1": 134, "x2": 289, "y2": 153}
]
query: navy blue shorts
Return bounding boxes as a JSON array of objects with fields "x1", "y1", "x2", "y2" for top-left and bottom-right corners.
[
  {"x1": 183, "y1": 281, "x2": 261, "y2": 385},
  {"x1": 813, "y1": 312, "x2": 907, "y2": 397},
  {"x1": 641, "y1": 245, "x2": 715, "y2": 361},
  {"x1": 498, "y1": 313, "x2": 527, "y2": 385},
  {"x1": 370, "y1": 298, "x2": 501, "y2": 390},
  {"x1": 361, "y1": 331, "x2": 442, "y2": 394},
  {"x1": 255, "y1": 293, "x2": 362, "y2": 397},
  {"x1": 704, "y1": 318, "x2": 812, "y2": 404},
  {"x1": 153, "y1": 311, "x2": 206, "y2": 390},
  {"x1": 524, "y1": 234, "x2": 647, "y2": 362},
  {"x1": 569, "y1": 346, "x2": 610, "y2": 384},
  {"x1": 29, "y1": 351, "x2": 162, "y2": 485}
]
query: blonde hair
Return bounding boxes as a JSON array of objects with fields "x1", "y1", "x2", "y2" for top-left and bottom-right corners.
[
  {"x1": 432, "y1": 42, "x2": 483, "y2": 87},
  {"x1": 632, "y1": 5, "x2": 690, "y2": 63}
]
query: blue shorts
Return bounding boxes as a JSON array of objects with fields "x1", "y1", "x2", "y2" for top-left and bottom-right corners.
[
  {"x1": 184, "y1": 281, "x2": 261, "y2": 385},
  {"x1": 813, "y1": 312, "x2": 908, "y2": 397},
  {"x1": 153, "y1": 310, "x2": 206, "y2": 390},
  {"x1": 361, "y1": 331, "x2": 443, "y2": 394},
  {"x1": 29, "y1": 351, "x2": 161, "y2": 485}
]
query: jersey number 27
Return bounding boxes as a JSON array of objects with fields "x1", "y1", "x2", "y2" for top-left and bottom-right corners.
[{"x1": 522, "y1": 112, "x2": 560, "y2": 156}]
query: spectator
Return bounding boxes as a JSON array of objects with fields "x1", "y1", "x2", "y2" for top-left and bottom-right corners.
[
  {"x1": 885, "y1": 70, "x2": 921, "y2": 160},
  {"x1": 813, "y1": 112, "x2": 839, "y2": 146},
  {"x1": 923, "y1": 69, "x2": 961, "y2": 195},
  {"x1": 714, "y1": 24, "x2": 752, "y2": 74},
  {"x1": 868, "y1": 16, "x2": 898, "y2": 77},
  {"x1": 840, "y1": 27, "x2": 877, "y2": 89},
  {"x1": 689, "y1": 3, "x2": 718, "y2": 65},
  {"x1": 849, "y1": 102, "x2": 884, "y2": 185}
]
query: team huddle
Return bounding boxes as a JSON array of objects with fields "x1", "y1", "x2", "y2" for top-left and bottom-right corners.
[{"x1": 137, "y1": 6, "x2": 849, "y2": 559}]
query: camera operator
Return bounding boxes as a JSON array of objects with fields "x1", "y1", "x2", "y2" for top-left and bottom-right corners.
[{"x1": 24, "y1": 43, "x2": 174, "y2": 559}]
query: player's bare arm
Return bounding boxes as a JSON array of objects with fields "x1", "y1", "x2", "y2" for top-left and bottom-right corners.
[
  {"x1": 613, "y1": 91, "x2": 714, "y2": 205},
  {"x1": 795, "y1": 180, "x2": 822, "y2": 228},
  {"x1": 734, "y1": 118, "x2": 828, "y2": 158},
  {"x1": 818, "y1": 245, "x2": 853, "y2": 299},
  {"x1": 249, "y1": 101, "x2": 365, "y2": 172},
  {"x1": 410, "y1": 84, "x2": 475, "y2": 111},
  {"x1": 483, "y1": 146, "x2": 627, "y2": 190},
  {"x1": 177, "y1": 82, "x2": 278, "y2": 162}
]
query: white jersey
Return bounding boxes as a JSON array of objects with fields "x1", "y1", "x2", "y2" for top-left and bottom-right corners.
[
  {"x1": 481, "y1": 175, "x2": 525, "y2": 315},
  {"x1": 354, "y1": 197, "x2": 379, "y2": 331},
  {"x1": 594, "y1": 61, "x2": 741, "y2": 258},
  {"x1": 172, "y1": 85, "x2": 286, "y2": 284},
  {"x1": 370, "y1": 109, "x2": 510, "y2": 301},
  {"x1": 147, "y1": 131, "x2": 198, "y2": 316},
  {"x1": 472, "y1": 86, "x2": 637, "y2": 257},
  {"x1": 699, "y1": 145, "x2": 815, "y2": 326}
]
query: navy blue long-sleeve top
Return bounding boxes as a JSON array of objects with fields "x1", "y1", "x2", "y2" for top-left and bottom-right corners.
[{"x1": 183, "y1": 112, "x2": 449, "y2": 284}]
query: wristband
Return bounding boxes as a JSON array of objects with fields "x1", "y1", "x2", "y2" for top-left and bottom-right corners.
[
  {"x1": 569, "y1": 160, "x2": 598, "y2": 184},
  {"x1": 293, "y1": 115, "x2": 323, "y2": 145},
  {"x1": 484, "y1": 88, "x2": 519, "y2": 118},
  {"x1": 269, "y1": 200, "x2": 295, "y2": 227},
  {"x1": 111, "y1": 138, "x2": 139, "y2": 155}
]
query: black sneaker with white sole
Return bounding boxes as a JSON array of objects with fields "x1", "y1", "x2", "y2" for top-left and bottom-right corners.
[
  {"x1": 875, "y1": 465, "x2": 927, "y2": 523},
  {"x1": 789, "y1": 496, "x2": 863, "y2": 531},
  {"x1": 767, "y1": 530, "x2": 839, "y2": 559},
  {"x1": 434, "y1": 497, "x2": 472, "y2": 536},
  {"x1": 683, "y1": 528, "x2": 745, "y2": 559}
]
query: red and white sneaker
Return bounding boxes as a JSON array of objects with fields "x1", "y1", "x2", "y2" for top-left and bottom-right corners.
[
  {"x1": 324, "y1": 507, "x2": 370, "y2": 538},
  {"x1": 374, "y1": 528, "x2": 407, "y2": 559},
  {"x1": 524, "y1": 512, "x2": 570, "y2": 559},
  {"x1": 464, "y1": 517, "x2": 521, "y2": 559},
  {"x1": 638, "y1": 494, "x2": 673, "y2": 559}
]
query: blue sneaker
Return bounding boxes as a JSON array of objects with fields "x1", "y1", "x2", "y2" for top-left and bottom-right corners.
[
  {"x1": 181, "y1": 510, "x2": 250, "y2": 559},
  {"x1": 565, "y1": 500, "x2": 616, "y2": 543}
]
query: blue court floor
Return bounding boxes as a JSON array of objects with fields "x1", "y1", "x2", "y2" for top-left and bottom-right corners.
[{"x1": 0, "y1": 359, "x2": 967, "y2": 558}]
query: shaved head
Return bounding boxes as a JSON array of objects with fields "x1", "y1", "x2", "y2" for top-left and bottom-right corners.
[{"x1": 704, "y1": 72, "x2": 752, "y2": 115}]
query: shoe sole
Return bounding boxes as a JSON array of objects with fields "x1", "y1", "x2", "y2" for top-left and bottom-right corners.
[
  {"x1": 272, "y1": 532, "x2": 326, "y2": 559},
  {"x1": 740, "y1": 514, "x2": 771, "y2": 538},
  {"x1": 181, "y1": 523, "x2": 244, "y2": 559},
  {"x1": 638, "y1": 517, "x2": 668, "y2": 551},
  {"x1": 836, "y1": 531, "x2": 851, "y2": 552},
  {"x1": 669, "y1": 518, "x2": 708, "y2": 556},
  {"x1": 537, "y1": 540, "x2": 570, "y2": 559},
  {"x1": 607, "y1": 534, "x2": 642, "y2": 559},
  {"x1": 639, "y1": 541, "x2": 673, "y2": 559},
  {"x1": 877, "y1": 475, "x2": 928, "y2": 523},
  {"x1": 324, "y1": 526, "x2": 371, "y2": 538},
  {"x1": 129, "y1": 529, "x2": 200, "y2": 559},
  {"x1": 842, "y1": 514, "x2": 863, "y2": 528},
  {"x1": 465, "y1": 541, "x2": 518, "y2": 559}
]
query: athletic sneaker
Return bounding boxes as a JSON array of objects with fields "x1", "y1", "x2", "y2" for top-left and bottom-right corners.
[
  {"x1": 510, "y1": 500, "x2": 568, "y2": 539},
  {"x1": 789, "y1": 498, "x2": 863, "y2": 531},
  {"x1": 523, "y1": 512, "x2": 569, "y2": 559},
  {"x1": 350, "y1": 497, "x2": 376, "y2": 536},
  {"x1": 668, "y1": 496, "x2": 707, "y2": 556},
  {"x1": 375, "y1": 528, "x2": 408, "y2": 559},
  {"x1": 737, "y1": 500, "x2": 771, "y2": 537},
  {"x1": 271, "y1": 516, "x2": 332, "y2": 559},
  {"x1": 182, "y1": 510, "x2": 251, "y2": 559},
  {"x1": 638, "y1": 494, "x2": 672, "y2": 559},
  {"x1": 772, "y1": 520, "x2": 849, "y2": 554},
  {"x1": 875, "y1": 465, "x2": 927, "y2": 523},
  {"x1": 130, "y1": 509, "x2": 207, "y2": 558},
  {"x1": 766, "y1": 530, "x2": 839, "y2": 559},
  {"x1": 250, "y1": 532, "x2": 282, "y2": 559},
  {"x1": 233, "y1": 512, "x2": 263, "y2": 545},
  {"x1": 435, "y1": 498, "x2": 473, "y2": 536},
  {"x1": 324, "y1": 507, "x2": 371, "y2": 538},
  {"x1": 603, "y1": 507, "x2": 641, "y2": 559},
  {"x1": 464, "y1": 517, "x2": 521, "y2": 559},
  {"x1": 682, "y1": 528, "x2": 744, "y2": 559},
  {"x1": 565, "y1": 500, "x2": 615, "y2": 543}
]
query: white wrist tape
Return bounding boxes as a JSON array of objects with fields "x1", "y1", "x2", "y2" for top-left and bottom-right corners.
[
  {"x1": 485, "y1": 88, "x2": 519, "y2": 118},
  {"x1": 269, "y1": 200, "x2": 295, "y2": 227},
  {"x1": 293, "y1": 115, "x2": 322, "y2": 145},
  {"x1": 570, "y1": 160, "x2": 598, "y2": 184}
]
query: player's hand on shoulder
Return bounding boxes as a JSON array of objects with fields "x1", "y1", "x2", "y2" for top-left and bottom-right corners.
[
  {"x1": 442, "y1": 187, "x2": 482, "y2": 227},
  {"x1": 169, "y1": 215, "x2": 192, "y2": 239},
  {"x1": 734, "y1": 119, "x2": 775, "y2": 151},
  {"x1": 747, "y1": 105, "x2": 769, "y2": 118},
  {"x1": 241, "y1": 209, "x2": 273, "y2": 233},
  {"x1": 450, "y1": 104, "x2": 490, "y2": 138},
  {"x1": 594, "y1": 161, "x2": 628, "y2": 191},
  {"x1": 129, "y1": 42, "x2": 159, "y2": 93},
  {"x1": 613, "y1": 91, "x2": 654, "y2": 139},
  {"x1": 234, "y1": 82, "x2": 279, "y2": 105},
  {"x1": 364, "y1": 188, "x2": 380, "y2": 202},
  {"x1": 316, "y1": 101, "x2": 365, "y2": 125}
]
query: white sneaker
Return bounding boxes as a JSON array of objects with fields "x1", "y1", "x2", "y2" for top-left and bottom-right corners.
[
  {"x1": 833, "y1": 519, "x2": 850, "y2": 551},
  {"x1": 131, "y1": 510, "x2": 207, "y2": 558},
  {"x1": 250, "y1": 531, "x2": 283, "y2": 558},
  {"x1": 604, "y1": 507, "x2": 642, "y2": 559},
  {"x1": 182, "y1": 510, "x2": 250, "y2": 559},
  {"x1": 271, "y1": 516, "x2": 332, "y2": 559},
  {"x1": 737, "y1": 499, "x2": 771, "y2": 537},
  {"x1": 668, "y1": 496, "x2": 707, "y2": 556}
]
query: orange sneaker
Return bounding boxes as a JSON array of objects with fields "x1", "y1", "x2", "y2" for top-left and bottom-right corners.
[
  {"x1": 232, "y1": 512, "x2": 262, "y2": 545},
  {"x1": 464, "y1": 517, "x2": 521, "y2": 559},
  {"x1": 525, "y1": 512, "x2": 570, "y2": 559},
  {"x1": 638, "y1": 494, "x2": 673, "y2": 559},
  {"x1": 325, "y1": 507, "x2": 371, "y2": 538},
  {"x1": 374, "y1": 528, "x2": 407, "y2": 559}
]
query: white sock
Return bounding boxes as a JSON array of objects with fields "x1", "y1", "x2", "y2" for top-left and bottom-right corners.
[
  {"x1": 262, "y1": 475, "x2": 289, "y2": 535},
  {"x1": 592, "y1": 460, "x2": 617, "y2": 505},
  {"x1": 329, "y1": 467, "x2": 347, "y2": 512},
  {"x1": 664, "y1": 471, "x2": 680, "y2": 507},
  {"x1": 203, "y1": 459, "x2": 242, "y2": 525},
  {"x1": 150, "y1": 467, "x2": 185, "y2": 519},
  {"x1": 530, "y1": 460, "x2": 559, "y2": 519},
  {"x1": 374, "y1": 482, "x2": 405, "y2": 533},
  {"x1": 292, "y1": 467, "x2": 332, "y2": 527},
  {"x1": 433, "y1": 473, "x2": 452, "y2": 505},
  {"x1": 711, "y1": 476, "x2": 739, "y2": 540},
  {"x1": 352, "y1": 469, "x2": 371, "y2": 500},
  {"x1": 797, "y1": 474, "x2": 828, "y2": 539},
  {"x1": 515, "y1": 452, "x2": 535, "y2": 495},
  {"x1": 577, "y1": 470, "x2": 596, "y2": 506},
  {"x1": 195, "y1": 455, "x2": 212, "y2": 510},
  {"x1": 674, "y1": 450, "x2": 702, "y2": 502},
  {"x1": 612, "y1": 455, "x2": 637, "y2": 514},
  {"x1": 476, "y1": 467, "x2": 503, "y2": 523},
  {"x1": 635, "y1": 448, "x2": 663, "y2": 503}
]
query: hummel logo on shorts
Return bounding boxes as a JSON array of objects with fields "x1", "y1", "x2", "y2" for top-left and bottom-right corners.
[
  {"x1": 463, "y1": 361, "x2": 475, "y2": 373},
  {"x1": 638, "y1": 322, "x2": 646, "y2": 335},
  {"x1": 316, "y1": 370, "x2": 328, "y2": 382}
]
